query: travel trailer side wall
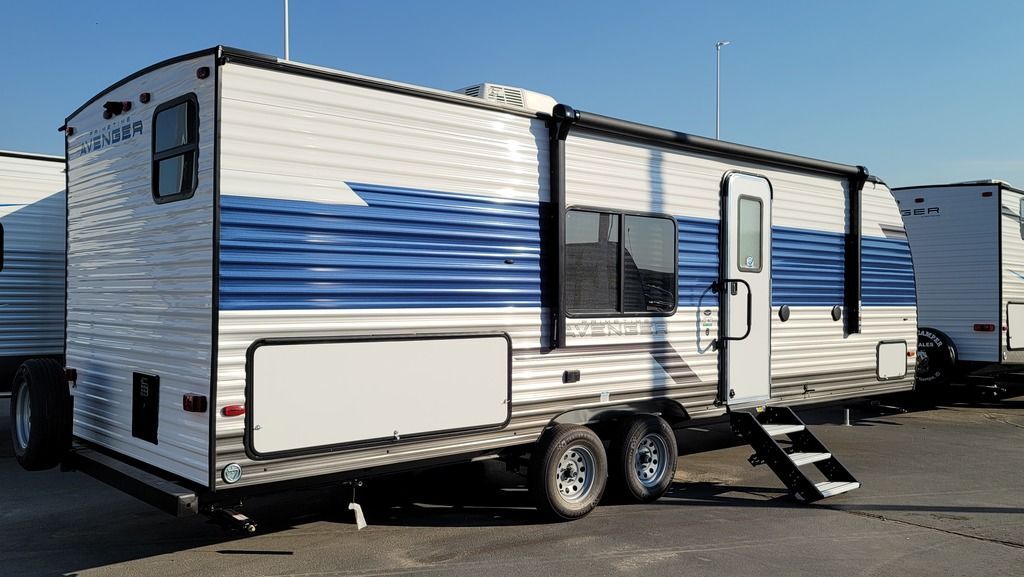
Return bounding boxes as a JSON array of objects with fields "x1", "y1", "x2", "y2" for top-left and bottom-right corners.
[
  {"x1": 0, "y1": 151, "x2": 65, "y2": 392},
  {"x1": 12, "y1": 47, "x2": 916, "y2": 526},
  {"x1": 893, "y1": 180, "x2": 1024, "y2": 388}
]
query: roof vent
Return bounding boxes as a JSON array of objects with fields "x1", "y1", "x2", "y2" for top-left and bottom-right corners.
[{"x1": 453, "y1": 83, "x2": 557, "y2": 114}]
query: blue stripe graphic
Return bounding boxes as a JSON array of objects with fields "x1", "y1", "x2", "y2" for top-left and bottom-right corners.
[
  {"x1": 220, "y1": 185, "x2": 914, "y2": 311},
  {"x1": 772, "y1": 225, "x2": 915, "y2": 306},
  {"x1": 678, "y1": 216, "x2": 720, "y2": 307},
  {"x1": 862, "y1": 236, "x2": 916, "y2": 306},
  {"x1": 771, "y1": 225, "x2": 845, "y2": 306},
  {"x1": 220, "y1": 183, "x2": 542, "y2": 310}
]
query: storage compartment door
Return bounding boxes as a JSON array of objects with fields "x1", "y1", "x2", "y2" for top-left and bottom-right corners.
[
  {"x1": 247, "y1": 334, "x2": 511, "y2": 458},
  {"x1": 1007, "y1": 303, "x2": 1024, "y2": 350},
  {"x1": 876, "y1": 341, "x2": 908, "y2": 380}
]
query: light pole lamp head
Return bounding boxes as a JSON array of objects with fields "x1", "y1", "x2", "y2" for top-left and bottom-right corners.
[{"x1": 716, "y1": 40, "x2": 731, "y2": 50}]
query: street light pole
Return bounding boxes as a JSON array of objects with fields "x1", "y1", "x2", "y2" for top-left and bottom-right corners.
[
  {"x1": 284, "y1": 0, "x2": 290, "y2": 60},
  {"x1": 715, "y1": 40, "x2": 730, "y2": 140}
]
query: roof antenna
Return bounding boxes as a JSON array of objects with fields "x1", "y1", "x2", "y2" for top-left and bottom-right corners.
[{"x1": 283, "y1": 0, "x2": 290, "y2": 60}]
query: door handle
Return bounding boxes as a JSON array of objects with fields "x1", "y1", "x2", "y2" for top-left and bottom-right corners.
[{"x1": 714, "y1": 278, "x2": 752, "y2": 342}]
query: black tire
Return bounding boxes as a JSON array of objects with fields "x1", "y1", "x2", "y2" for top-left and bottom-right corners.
[
  {"x1": 609, "y1": 415, "x2": 678, "y2": 503},
  {"x1": 529, "y1": 425, "x2": 607, "y2": 521},
  {"x1": 916, "y1": 327, "x2": 957, "y2": 391},
  {"x1": 9, "y1": 358, "x2": 71, "y2": 471}
]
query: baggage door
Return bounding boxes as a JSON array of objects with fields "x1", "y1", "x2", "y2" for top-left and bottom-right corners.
[{"x1": 720, "y1": 173, "x2": 772, "y2": 405}]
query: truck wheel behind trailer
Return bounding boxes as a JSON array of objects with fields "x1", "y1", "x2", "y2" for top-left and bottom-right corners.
[
  {"x1": 9, "y1": 358, "x2": 71, "y2": 471},
  {"x1": 609, "y1": 415, "x2": 678, "y2": 503},
  {"x1": 529, "y1": 425, "x2": 608, "y2": 520},
  {"x1": 916, "y1": 327, "x2": 957, "y2": 392}
]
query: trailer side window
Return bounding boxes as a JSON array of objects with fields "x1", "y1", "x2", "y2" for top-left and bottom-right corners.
[
  {"x1": 565, "y1": 209, "x2": 677, "y2": 316},
  {"x1": 566, "y1": 210, "x2": 620, "y2": 314},
  {"x1": 151, "y1": 94, "x2": 198, "y2": 203}
]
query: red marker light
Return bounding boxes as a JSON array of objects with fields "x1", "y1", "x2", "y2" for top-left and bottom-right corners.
[
  {"x1": 197, "y1": 66, "x2": 210, "y2": 79},
  {"x1": 973, "y1": 324, "x2": 996, "y2": 332},
  {"x1": 914, "y1": 197, "x2": 925, "y2": 203},
  {"x1": 982, "y1": 191, "x2": 993, "y2": 197},
  {"x1": 139, "y1": 92, "x2": 151, "y2": 103},
  {"x1": 183, "y1": 394, "x2": 208, "y2": 413},
  {"x1": 65, "y1": 367, "x2": 78, "y2": 383},
  {"x1": 222, "y1": 404, "x2": 246, "y2": 417}
]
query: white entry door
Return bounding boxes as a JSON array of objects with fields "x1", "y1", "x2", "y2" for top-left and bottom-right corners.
[{"x1": 721, "y1": 173, "x2": 772, "y2": 405}]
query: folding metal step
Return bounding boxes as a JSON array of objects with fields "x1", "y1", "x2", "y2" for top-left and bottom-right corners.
[
  {"x1": 788, "y1": 452, "x2": 831, "y2": 466},
  {"x1": 762, "y1": 423, "x2": 805, "y2": 437},
  {"x1": 815, "y1": 481, "x2": 860, "y2": 498},
  {"x1": 730, "y1": 406, "x2": 859, "y2": 503}
]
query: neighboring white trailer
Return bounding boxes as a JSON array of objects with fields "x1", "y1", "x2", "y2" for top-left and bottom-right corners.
[
  {"x1": 13, "y1": 47, "x2": 916, "y2": 526},
  {"x1": 893, "y1": 180, "x2": 1024, "y2": 387},
  {"x1": 0, "y1": 151, "x2": 64, "y2": 393}
]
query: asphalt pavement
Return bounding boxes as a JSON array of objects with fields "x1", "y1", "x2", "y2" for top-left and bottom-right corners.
[{"x1": 2, "y1": 390, "x2": 1022, "y2": 577}]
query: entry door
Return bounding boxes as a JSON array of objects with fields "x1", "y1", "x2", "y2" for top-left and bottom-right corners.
[{"x1": 721, "y1": 173, "x2": 772, "y2": 405}]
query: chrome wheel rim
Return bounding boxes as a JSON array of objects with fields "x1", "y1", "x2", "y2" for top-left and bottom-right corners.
[
  {"x1": 15, "y1": 378, "x2": 31, "y2": 450},
  {"x1": 555, "y1": 445, "x2": 596, "y2": 503},
  {"x1": 634, "y1": 433, "x2": 669, "y2": 488}
]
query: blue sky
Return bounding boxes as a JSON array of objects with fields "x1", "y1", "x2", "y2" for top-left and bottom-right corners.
[{"x1": 4, "y1": 0, "x2": 1022, "y2": 187}]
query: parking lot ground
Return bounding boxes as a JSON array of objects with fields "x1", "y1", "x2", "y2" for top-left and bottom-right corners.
[{"x1": 2, "y1": 390, "x2": 1022, "y2": 577}]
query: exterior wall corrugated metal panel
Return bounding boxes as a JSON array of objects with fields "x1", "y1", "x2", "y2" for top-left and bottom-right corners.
[
  {"x1": 895, "y1": 185, "x2": 999, "y2": 361},
  {"x1": 0, "y1": 155, "x2": 65, "y2": 368},
  {"x1": 64, "y1": 55, "x2": 215, "y2": 485},
  {"x1": 215, "y1": 62, "x2": 564, "y2": 487},
  {"x1": 211, "y1": 61, "x2": 914, "y2": 489}
]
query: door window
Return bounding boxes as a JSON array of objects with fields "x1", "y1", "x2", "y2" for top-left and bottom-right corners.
[{"x1": 737, "y1": 196, "x2": 763, "y2": 272}]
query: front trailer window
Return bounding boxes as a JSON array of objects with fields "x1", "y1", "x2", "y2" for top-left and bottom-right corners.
[{"x1": 151, "y1": 95, "x2": 198, "y2": 203}]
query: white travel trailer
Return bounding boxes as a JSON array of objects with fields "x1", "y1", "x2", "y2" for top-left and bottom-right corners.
[
  {"x1": 12, "y1": 47, "x2": 917, "y2": 527},
  {"x1": 893, "y1": 180, "x2": 1024, "y2": 390},
  {"x1": 0, "y1": 151, "x2": 64, "y2": 394}
]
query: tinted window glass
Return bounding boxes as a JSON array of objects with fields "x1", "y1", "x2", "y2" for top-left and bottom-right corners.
[
  {"x1": 151, "y1": 95, "x2": 198, "y2": 203},
  {"x1": 737, "y1": 197, "x2": 762, "y2": 272},
  {"x1": 156, "y1": 155, "x2": 194, "y2": 198},
  {"x1": 565, "y1": 210, "x2": 620, "y2": 314},
  {"x1": 623, "y1": 215, "x2": 676, "y2": 312},
  {"x1": 154, "y1": 103, "x2": 191, "y2": 152}
]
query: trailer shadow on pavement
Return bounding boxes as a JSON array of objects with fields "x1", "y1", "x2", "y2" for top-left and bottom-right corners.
[{"x1": 3, "y1": 389, "x2": 1024, "y2": 577}]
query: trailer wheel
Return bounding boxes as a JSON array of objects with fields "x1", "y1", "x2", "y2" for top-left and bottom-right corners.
[
  {"x1": 609, "y1": 415, "x2": 677, "y2": 503},
  {"x1": 916, "y1": 327, "x2": 957, "y2": 390},
  {"x1": 529, "y1": 425, "x2": 607, "y2": 521},
  {"x1": 9, "y1": 359, "x2": 71, "y2": 471}
]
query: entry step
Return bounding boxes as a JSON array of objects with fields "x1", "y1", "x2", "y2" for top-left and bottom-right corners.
[
  {"x1": 815, "y1": 481, "x2": 860, "y2": 498},
  {"x1": 730, "y1": 406, "x2": 860, "y2": 503},
  {"x1": 761, "y1": 423, "x2": 805, "y2": 437},
  {"x1": 788, "y1": 452, "x2": 831, "y2": 466}
]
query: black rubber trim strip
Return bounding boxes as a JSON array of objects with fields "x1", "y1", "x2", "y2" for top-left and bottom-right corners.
[
  {"x1": 208, "y1": 59, "x2": 222, "y2": 492},
  {"x1": 0, "y1": 150, "x2": 63, "y2": 162}
]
